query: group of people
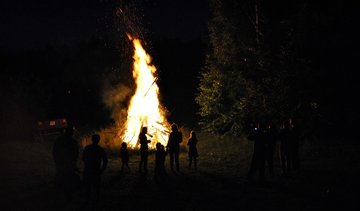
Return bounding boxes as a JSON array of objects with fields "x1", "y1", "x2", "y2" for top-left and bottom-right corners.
[
  {"x1": 119, "y1": 124, "x2": 199, "y2": 176},
  {"x1": 53, "y1": 126, "x2": 108, "y2": 203},
  {"x1": 247, "y1": 118, "x2": 300, "y2": 181},
  {"x1": 52, "y1": 123, "x2": 199, "y2": 203},
  {"x1": 52, "y1": 119, "x2": 299, "y2": 204}
]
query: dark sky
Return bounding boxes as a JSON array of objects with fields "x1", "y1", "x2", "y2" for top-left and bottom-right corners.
[{"x1": 0, "y1": 0, "x2": 209, "y2": 52}]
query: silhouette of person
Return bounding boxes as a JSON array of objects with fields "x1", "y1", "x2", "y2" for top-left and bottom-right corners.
[
  {"x1": 160, "y1": 144, "x2": 166, "y2": 173},
  {"x1": 166, "y1": 124, "x2": 183, "y2": 172},
  {"x1": 187, "y1": 131, "x2": 199, "y2": 169},
  {"x1": 82, "y1": 134, "x2": 108, "y2": 203},
  {"x1": 264, "y1": 122, "x2": 278, "y2": 176},
  {"x1": 247, "y1": 122, "x2": 266, "y2": 182},
  {"x1": 120, "y1": 142, "x2": 130, "y2": 171},
  {"x1": 138, "y1": 127, "x2": 151, "y2": 174},
  {"x1": 279, "y1": 119, "x2": 296, "y2": 174},
  {"x1": 289, "y1": 118, "x2": 300, "y2": 170},
  {"x1": 154, "y1": 143, "x2": 167, "y2": 181},
  {"x1": 52, "y1": 126, "x2": 80, "y2": 202}
]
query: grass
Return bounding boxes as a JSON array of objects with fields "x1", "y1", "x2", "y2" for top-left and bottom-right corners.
[{"x1": 0, "y1": 133, "x2": 359, "y2": 210}]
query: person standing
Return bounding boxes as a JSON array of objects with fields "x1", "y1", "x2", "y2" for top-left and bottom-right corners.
[
  {"x1": 187, "y1": 131, "x2": 199, "y2": 169},
  {"x1": 166, "y1": 124, "x2": 183, "y2": 172},
  {"x1": 264, "y1": 122, "x2": 278, "y2": 176},
  {"x1": 138, "y1": 127, "x2": 151, "y2": 174},
  {"x1": 82, "y1": 134, "x2": 108, "y2": 203},
  {"x1": 247, "y1": 122, "x2": 266, "y2": 182},
  {"x1": 52, "y1": 126, "x2": 80, "y2": 202},
  {"x1": 154, "y1": 143, "x2": 167, "y2": 181},
  {"x1": 279, "y1": 119, "x2": 298, "y2": 174},
  {"x1": 120, "y1": 142, "x2": 130, "y2": 171},
  {"x1": 289, "y1": 119, "x2": 300, "y2": 171}
]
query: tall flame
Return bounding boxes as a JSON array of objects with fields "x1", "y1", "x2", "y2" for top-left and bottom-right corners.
[{"x1": 121, "y1": 35, "x2": 171, "y2": 149}]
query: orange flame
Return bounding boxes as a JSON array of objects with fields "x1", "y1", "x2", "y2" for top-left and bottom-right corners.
[{"x1": 121, "y1": 35, "x2": 171, "y2": 149}]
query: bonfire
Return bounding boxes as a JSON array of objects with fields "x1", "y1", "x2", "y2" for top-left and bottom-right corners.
[
  {"x1": 118, "y1": 35, "x2": 171, "y2": 149},
  {"x1": 81, "y1": 36, "x2": 171, "y2": 150}
]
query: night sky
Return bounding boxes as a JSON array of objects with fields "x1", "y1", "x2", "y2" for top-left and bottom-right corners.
[
  {"x1": 0, "y1": 0, "x2": 357, "y2": 138},
  {"x1": 0, "y1": 0, "x2": 208, "y2": 51}
]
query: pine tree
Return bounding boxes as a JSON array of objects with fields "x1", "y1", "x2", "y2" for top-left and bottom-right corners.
[{"x1": 196, "y1": 0, "x2": 312, "y2": 136}]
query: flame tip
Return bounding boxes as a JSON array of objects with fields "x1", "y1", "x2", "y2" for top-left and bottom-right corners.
[{"x1": 126, "y1": 33, "x2": 133, "y2": 40}]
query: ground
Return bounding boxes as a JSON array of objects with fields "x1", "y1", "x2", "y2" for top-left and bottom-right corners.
[{"x1": 1, "y1": 133, "x2": 359, "y2": 211}]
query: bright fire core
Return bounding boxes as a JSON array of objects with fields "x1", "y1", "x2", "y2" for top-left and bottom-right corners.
[{"x1": 121, "y1": 36, "x2": 171, "y2": 149}]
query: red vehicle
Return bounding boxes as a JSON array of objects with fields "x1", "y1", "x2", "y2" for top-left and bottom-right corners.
[{"x1": 36, "y1": 118, "x2": 68, "y2": 139}]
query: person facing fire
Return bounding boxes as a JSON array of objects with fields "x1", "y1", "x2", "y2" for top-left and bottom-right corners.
[
  {"x1": 154, "y1": 143, "x2": 167, "y2": 181},
  {"x1": 247, "y1": 121, "x2": 266, "y2": 182},
  {"x1": 279, "y1": 118, "x2": 300, "y2": 174},
  {"x1": 187, "y1": 131, "x2": 199, "y2": 169},
  {"x1": 82, "y1": 134, "x2": 108, "y2": 203},
  {"x1": 120, "y1": 142, "x2": 130, "y2": 171},
  {"x1": 166, "y1": 123, "x2": 183, "y2": 172},
  {"x1": 264, "y1": 121, "x2": 278, "y2": 176},
  {"x1": 138, "y1": 126, "x2": 151, "y2": 174},
  {"x1": 52, "y1": 125, "x2": 80, "y2": 202}
]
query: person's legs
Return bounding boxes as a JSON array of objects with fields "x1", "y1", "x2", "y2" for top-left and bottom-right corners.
[
  {"x1": 259, "y1": 156, "x2": 265, "y2": 181},
  {"x1": 126, "y1": 160, "x2": 130, "y2": 169},
  {"x1": 169, "y1": 151, "x2": 174, "y2": 171},
  {"x1": 247, "y1": 154, "x2": 257, "y2": 180},
  {"x1": 189, "y1": 156, "x2": 192, "y2": 168},
  {"x1": 280, "y1": 151, "x2": 287, "y2": 175},
  {"x1": 139, "y1": 155, "x2": 144, "y2": 172},
  {"x1": 64, "y1": 172, "x2": 79, "y2": 202},
  {"x1": 121, "y1": 159, "x2": 125, "y2": 171},
  {"x1": 194, "y1": 157, "x2": 197, "y2": 169},
  {"x1": 175, "y1": 150, "x2": 180, "y2": 171},
  {"x1": 287, "y1": 153, "x2": 293, "y2": 172},
  {"x1": 267, "y1": 151, "x2": 274, "y2": 175},
  {"x1": 144, "y1": 154, "x2": 148, "y2": 173},
  {"x1": 94, "y1": 176, "x2": 101, "y2": 203}
]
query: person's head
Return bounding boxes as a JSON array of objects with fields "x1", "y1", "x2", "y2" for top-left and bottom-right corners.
[
  {"x1": 92, "y1": 134, "x2": 100, "y2": 145},
  {"x1": 156, "y1": 142, "x2": 161, "y2": 150},
  {"x1": 121, "y1": 142, "x2": 127, "y2": 148},
  {"x1": 289, "y1": 118, "x2": 294, "y2": 127},
  {"x1": 142, "y1": 127, "x2": 147, "y2": 134},
  {"x1": 266, "y1": 120, "x2": 274, "y2": 129},
  {"x1": 64, "y1": 126, "x2": 74, "y2": 137},
  {"x1": 171, "y1": 124, "x2": 178, "y2": 132}
]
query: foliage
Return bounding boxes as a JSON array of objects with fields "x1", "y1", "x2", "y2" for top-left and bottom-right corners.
[{"x1": 196, "y1": 0, "x2": 313, "y2": 136}]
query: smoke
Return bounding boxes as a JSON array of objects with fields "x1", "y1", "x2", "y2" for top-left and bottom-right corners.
[
  {"x1": 79, "y1": 0, "x2": 154, "y2": 150},
  {"x1": 79, "y1": 82, "x2": 133, "y2": 151},
  {"x1": 102, "y1": 82, "x2": 132, "y2": 126}
]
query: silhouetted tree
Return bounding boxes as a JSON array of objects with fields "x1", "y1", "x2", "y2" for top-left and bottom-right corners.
[{"x1": 196, "y1": 0, "x2": 314, "y2": 136}]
